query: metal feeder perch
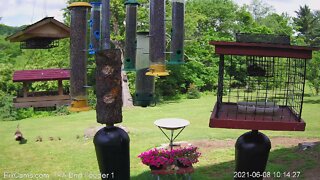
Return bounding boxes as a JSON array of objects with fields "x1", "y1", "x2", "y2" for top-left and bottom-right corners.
[
  {"x1": 168, "y1": 0, "x2": 186, "y2": 64},
  {"x1": 68, "y1": 2, "x2": 92, "y2": 112},
  {"x1": 209, "y1": 35, "x2": 318, "y2": 179},
  {"x1": 88, "y1": 2, "x2": 101, "y2": 55},
  {"x1": 134, "y1": 32, "x2": 156, "y2": 107},
  {"x1": 124, "y1": 0, "x2": 139, "y2": 71},
  {"x1": 146, "y1": 0, "x2": 169, "y2": 76}
]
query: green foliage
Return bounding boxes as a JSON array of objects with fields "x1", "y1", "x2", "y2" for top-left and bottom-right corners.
[
  {"x1": 0, "y1": 91, "x2": 17, "y2": 121},
  {"x1": 0, "y1": 61, "x2": 17, "y2": 94},
  {"x1": 307, "y1": 52, "x2": 320, "y2": 95},
  {"x1": 53, "y1": 106, "x2": 71, "y2": 116},
  {"x1": 0, "y1": 24, "x2": 21, "y2": 35},
  {"x1": 0, "y1": 35, "x2": 22, "y2": 59},
  {"x1": 88, "y1": 88, "x2": 97, "y2": 109},
  {"x1": 258, "y1": 13, "x2": 293, "y2": 35},
  {"x1": 15, "y1": 108, "x2": 34, "y2": 120},
  {"x1": 293, "y1": 5, "x2": 320, "y2": 46},
  {"x1": 247, "y1": 0, "x2": 275, "y2": 21}
]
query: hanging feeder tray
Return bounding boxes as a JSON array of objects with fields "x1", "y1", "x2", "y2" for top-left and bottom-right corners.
[{"x1": 209, "y1": 41, "x2": 319, "y2": 131}]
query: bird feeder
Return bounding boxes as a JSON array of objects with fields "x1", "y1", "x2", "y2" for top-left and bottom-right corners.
[
  {"x1": 68, "y1": 2, "x2": 92, "y2": 112},
  {"x1": 12, "y1": 69, "x2": 71, "y2": 108},
  {"x1": 124, "y1": 0, "x2": 139, "y2": 71},
  {"x1": 146, "y1": 0, "x2": 169, "y2": 76},
  {"x1": 134, "y1": 32, "x2": 156, "y2": 107},
  {"x1": 101, "y1": 0, "x2": 111, "y2": 49},
  {"x1": 209, "y1": 34, "x2": 318, "y2": 131},
  {"x1": 88, "y1": 2, "x2": 101, "y2": 55},
  {"x1": 169, "y1": 0, "x2": 185, "y2": 64},
  {"x1": 6, "y1": 17, "x2": 70, "y2": 49}
]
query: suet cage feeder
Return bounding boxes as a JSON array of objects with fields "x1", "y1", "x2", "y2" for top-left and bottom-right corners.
[{"x1": 209, "y1": 36, "x2": 318, "y2": 131}]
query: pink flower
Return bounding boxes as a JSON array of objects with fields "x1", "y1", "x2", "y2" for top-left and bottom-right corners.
[{"x1": 138, "y1": 146, "x2": 201, "y2": 168}]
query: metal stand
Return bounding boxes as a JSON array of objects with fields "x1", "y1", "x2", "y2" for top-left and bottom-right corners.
[
  {"x1": 154, "y1": 118, "x2": 190, "y2": 150},
  {"x1": 158, "y1": 126, "x2": 186, "y2": 150}
]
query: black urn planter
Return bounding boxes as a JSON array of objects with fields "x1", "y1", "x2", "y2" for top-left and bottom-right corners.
[
  {"x1": 235, "y1": 130, "x2": 271, "y2": 180},
  {"x1": 93, "y1": 126, "x2": 130, "y2": 180}
]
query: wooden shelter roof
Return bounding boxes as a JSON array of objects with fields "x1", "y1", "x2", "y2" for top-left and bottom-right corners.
[
  {"x1": 6, "y1": 17, "x2": 70, "y2": 42},
  {"x1": 210, "y1": 41, "x2": 319, "y2": 59},
  {"x1": 13, "y1": 69, "x2": 70, "y2": 82}
]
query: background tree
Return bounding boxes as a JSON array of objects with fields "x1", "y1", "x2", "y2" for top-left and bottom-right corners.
[
  {"x1": 307, "y1": 52, "x2": 320, "y2": 95},
  {"x1": 247, "y1": 0, "x2": 274, "y2": 21}
]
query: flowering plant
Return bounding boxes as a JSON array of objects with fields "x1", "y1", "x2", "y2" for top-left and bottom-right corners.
[
  {"x1": 138, "y1": 148, "x2": 174, "y2": 168},
  {"x1": 138, "y1": 146, "x2": 201, "y2": 168},
  {"x1": 173, "y1": 146, "x2": 201, "y2": 167}
]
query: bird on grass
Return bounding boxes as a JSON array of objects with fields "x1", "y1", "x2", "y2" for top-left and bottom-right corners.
[{"x1": 14, "y1": 124, "x2": 24, "y2": 141}]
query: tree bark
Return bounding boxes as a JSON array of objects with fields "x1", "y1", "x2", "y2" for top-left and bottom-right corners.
[{"x1": 95, "y1": 49, "x2": 123, "y2": 125}]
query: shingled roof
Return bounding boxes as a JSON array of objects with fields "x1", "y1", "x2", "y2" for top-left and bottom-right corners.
[{"x1": 6, "y1": 17, "x2": 70, "y2": 42}]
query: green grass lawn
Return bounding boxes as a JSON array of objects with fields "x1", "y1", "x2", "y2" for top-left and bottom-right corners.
[{"x1": 0, "y1": 92, "x2": 319, "y2": 179}]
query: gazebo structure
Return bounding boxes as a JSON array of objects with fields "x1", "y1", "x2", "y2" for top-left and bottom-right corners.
[{"x1": 13, "y1": 69, "x2": 71, "y2": 108}]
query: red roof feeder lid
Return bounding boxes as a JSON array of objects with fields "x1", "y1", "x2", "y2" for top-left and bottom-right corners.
[{"x1": 13, "y1": 69, "x2": 70, "y2": 82}]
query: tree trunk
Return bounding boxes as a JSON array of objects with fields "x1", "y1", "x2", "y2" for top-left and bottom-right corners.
[{"x1": 95, "y1": 49, "x2": 122, "y2": 125}]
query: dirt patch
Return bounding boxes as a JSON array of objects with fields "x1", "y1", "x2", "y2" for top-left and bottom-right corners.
[
  {"x1": 304, "y1": 167, "x2": 320, "y2": 180},
  {"x1": 190, "y1": 137, "x2": 320, "y2": 150}
]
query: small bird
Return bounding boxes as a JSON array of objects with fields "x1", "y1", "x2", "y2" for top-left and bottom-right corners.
[
  {"x1": 35, "y1": 136, "x2": 43, "y2": 142},
  {"x1": 49, "y1": 137, "x2": 55, "y2": 141},
  {"x1": 14, "y1": 124, "x2": 24, "y2": 141}
]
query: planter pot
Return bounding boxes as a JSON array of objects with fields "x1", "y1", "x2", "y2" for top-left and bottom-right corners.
[{"x1": 149, "y1": 165, "x2": 164, "y2": 170}]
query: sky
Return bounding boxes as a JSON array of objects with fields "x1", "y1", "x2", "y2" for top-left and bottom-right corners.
[{"x1": 0, "y1": 0, "x2": 319, "y2": 27}]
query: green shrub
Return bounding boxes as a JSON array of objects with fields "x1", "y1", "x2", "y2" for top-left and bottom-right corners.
[
  {"x1": 187, "y1": 84, "x2": 201, "y2": 99},
  {"x1": 53, "y1": 106, "x2": 71, "y2": 116},
  {"x1": 88, "y1": 89, "x2": 97, "y2": 109},
  {"x1": 16, "y1": 108, "x2": 33, "y2": 120},
  {"x1": 0, "y1": 91, "x2": 17, "y2": 121}
]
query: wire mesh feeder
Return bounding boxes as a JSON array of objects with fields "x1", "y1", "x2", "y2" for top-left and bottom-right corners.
[{"x1": 209, "y1": 41, "x2": 318, "y2": 131}]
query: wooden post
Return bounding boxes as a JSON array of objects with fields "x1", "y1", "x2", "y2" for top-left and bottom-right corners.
[
  {"x1": 58, "y1": 80, "x2": 63, "y2": 95},
  {"x1": 95, "y1": 49, "x2": 123, "y2": 125},
  {"x1": 23, "y1": 82, "x2": 29, "y2": 97}
]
